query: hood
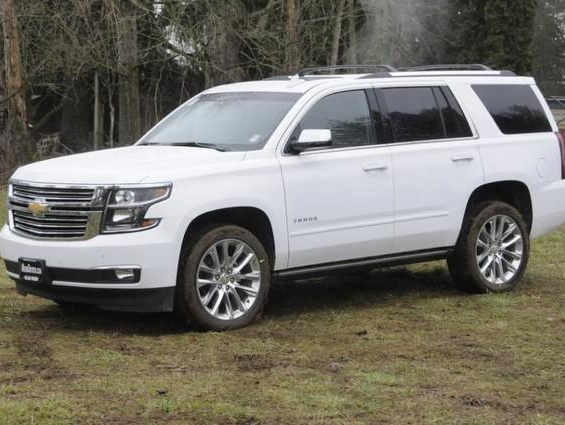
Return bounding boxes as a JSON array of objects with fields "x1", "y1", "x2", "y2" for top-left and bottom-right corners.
[{"x1": 11, "y1": 146, "x2": 247, "y2": 185}]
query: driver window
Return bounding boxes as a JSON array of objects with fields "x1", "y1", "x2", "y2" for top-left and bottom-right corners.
[{"x1": 298, "y1": 90, "x2": 375, "y2": 149}]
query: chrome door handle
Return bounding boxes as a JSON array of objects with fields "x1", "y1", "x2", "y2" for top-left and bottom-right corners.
[
  {"x1": 451, "y1": 155, "x2": 474, "y2": 162},
  {"x1": 363, "y1": 164, "x2": 388, "y2": 172}
]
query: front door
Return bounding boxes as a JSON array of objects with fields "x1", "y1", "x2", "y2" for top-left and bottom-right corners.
[{"x1": 279, "y1": 89, "x2": 395, "y2": 268}]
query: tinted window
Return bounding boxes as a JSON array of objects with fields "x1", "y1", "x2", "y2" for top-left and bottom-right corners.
[
  {"x1": 382, "y1": 87, "x2": 444, "y2": 142},
  {"x1": 299, "y1": 90, "x2": 374, "y2": 149},
  {"x1": 435, "y1": 87, "x2": 473, "y2": 138},
  {"x1": 473, "y1": 85, "x2": 552, "y2": 134},
  {"x1": 141, "y1": 92, "x2": 300, "y2": 151}
]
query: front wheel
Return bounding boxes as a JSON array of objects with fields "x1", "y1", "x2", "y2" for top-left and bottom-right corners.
[
  {"x1": 448, "y1": 201, "x2": 530, "y2": 293},
  {"x1": 176, "y1": 224, "x2": 270, "y2": 331}
]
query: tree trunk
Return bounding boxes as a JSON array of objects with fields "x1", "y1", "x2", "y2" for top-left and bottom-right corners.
[
  {"x1": 330, "y1": 0, "x2": 347, "y2": 66},
  {"x1": 207, "y1": 4, "x2": 242, "y2": 85},
  {"x1": 117, "y1": 0, "x2": 140, "y2": 146},
  {"x1": 346, "y1": 0, "x2": 358, "y2": 64},
  {"x1": 2, "y1": 0, "x2": 33, "y2": 165},
  {"x1": 287, "y1": 0, "x2": 300, "y2": 73},
  {"x1": 93, "y1": 71, "x2": 102, "y2": 150},
  {"x1": 109, "y1": 97, "x2": 115, "y2": 149}
]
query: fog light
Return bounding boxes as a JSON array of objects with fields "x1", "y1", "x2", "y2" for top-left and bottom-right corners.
[
  {"x1": 115, "y1": 269, "x2": 136, "y2": 281},
  {"x1": 111, "y1": 209, "x2": 136, "y2": 224}
]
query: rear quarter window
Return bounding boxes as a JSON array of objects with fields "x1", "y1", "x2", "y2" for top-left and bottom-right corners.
[
  {"x1": 435, "y1": 87, "x2": 473, "y2": 139},
  {"x1": 472, "y1": 84, "x2": 552, "y2": 134}
]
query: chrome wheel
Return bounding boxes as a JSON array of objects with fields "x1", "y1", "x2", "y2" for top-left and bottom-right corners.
[
  {"x1": 196, "y1": 238, "x2": 261, "y2": 321},
  {"x1": 475, "y1": 214, "x2": 524, "y2": 285}
]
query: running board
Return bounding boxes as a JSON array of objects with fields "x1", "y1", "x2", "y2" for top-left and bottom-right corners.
[{"x1": 274, "y1": 248, "x2": 452, "y2": 279}]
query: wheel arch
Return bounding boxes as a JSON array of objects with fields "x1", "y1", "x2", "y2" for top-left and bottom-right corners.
[
  {"x1": 180, "y1": 206, "x2": 277, "y2": 269},
  {"x1": 461, "y1": 180, "x2": 533, "y2": 235}
]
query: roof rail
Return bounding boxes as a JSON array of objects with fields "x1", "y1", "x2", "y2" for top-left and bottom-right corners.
[
  {"x1": 297, "y1": 64, "x2": 397, "y2": 77},
  {"x1": 263, "y1": 75, "x2": 292, "y2": 81},
  {"x1": 360, "y1": 69, "x2": 517, "y2": 79},
  {"x1": 399, "y1": 64, "x2": 493, "y2": 72}
]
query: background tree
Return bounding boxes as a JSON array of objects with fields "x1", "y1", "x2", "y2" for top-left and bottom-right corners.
[
  {"x1": 532, "y1": 0, "x2": 565, "y2": 96},
  {"x1": 457, "y1": 0, "x2": 538, "y2": 74},
  {"x1": 1, "y1": 0, "x2": 564, "y2": 178},
  {"x1": 1, "y1": 0, "x2": 33, "y2": 167}
]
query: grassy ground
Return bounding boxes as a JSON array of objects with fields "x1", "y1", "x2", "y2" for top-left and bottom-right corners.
[{"x1": 1, "y1": 190, "x2": 564, "y2": 424}]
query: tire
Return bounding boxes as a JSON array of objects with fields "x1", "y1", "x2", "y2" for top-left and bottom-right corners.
[
  {"x1": 175, "y1": 224, "x2": 271, "y2": 331},
  {"x1": 447, "y1": 201, "x2": 530, "y2": 293}
]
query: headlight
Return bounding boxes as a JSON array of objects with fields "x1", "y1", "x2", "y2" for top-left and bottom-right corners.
[{"x1": 102, "y1": 184, "x2": 172, "y2": 233}]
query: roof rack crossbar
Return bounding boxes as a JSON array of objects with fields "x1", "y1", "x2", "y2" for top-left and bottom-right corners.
[
  {"x1": 399, "y1": 64, "x2": 492, "y2": 72},
  {"x1": 297, "y1": 64, "x2": 398, "y2": 77}
]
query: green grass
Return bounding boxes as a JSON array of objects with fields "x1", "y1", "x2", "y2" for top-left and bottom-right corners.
[{"x1": 1, "y1": 190, "x2": 565, "y2": 424}]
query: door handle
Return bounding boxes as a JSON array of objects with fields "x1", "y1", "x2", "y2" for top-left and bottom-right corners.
[
  {"x1": 363, "y1": 163, "x2": 388, "y2": 172},
  {"x1": 451, "y1": 155, "x2": 474, "y2": 162}
]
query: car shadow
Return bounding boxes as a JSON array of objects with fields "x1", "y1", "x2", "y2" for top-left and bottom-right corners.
[
  {"x1": 266, "y1": 265, "x2": 461, "y2": 317},
  {"x1": 22, "y1": 303, "x2": 185, "y2": 336},
  {"x1": 19, "y1": 265, "x2": 463, "y2": 335}
]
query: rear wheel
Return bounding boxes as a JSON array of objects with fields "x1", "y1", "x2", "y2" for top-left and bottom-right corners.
[
  {"x1": 176, "y1": 225, "x2": 270, "y2": 331},
  {"x1": 448, "y1": 201, "x2": 530, "y2": 293}
]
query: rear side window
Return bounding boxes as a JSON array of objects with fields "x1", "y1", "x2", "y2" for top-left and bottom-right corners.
[
  {"x1": 472, "y1": 84, "x2": 552, "y2": 134},
  {"x1": 381, "y1": 87, "x2": 444, "y2": 142}
]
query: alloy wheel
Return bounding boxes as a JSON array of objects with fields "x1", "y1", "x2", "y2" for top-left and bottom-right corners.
[
  {"x1": 475, "y1": 214, "x2": 524, "y2": 285},
  {"x1": 196, "y1": 238, "x2": 261, "y2": 320}
]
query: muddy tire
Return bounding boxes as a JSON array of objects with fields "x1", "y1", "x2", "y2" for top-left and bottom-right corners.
[
  {"x1": 448, "y1": 201, "x2": 530, "y2": 293},
  {"x1": 175, "y1": 224, "x2": 270, "y2": 331}
]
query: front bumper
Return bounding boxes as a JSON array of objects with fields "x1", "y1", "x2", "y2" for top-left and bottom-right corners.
[
  {"x1": 12, "y1": 276, "x2": 175, "y2": 312},
  {"x1": 0, "y1": 217, "x2": 185, "y2": 312}
]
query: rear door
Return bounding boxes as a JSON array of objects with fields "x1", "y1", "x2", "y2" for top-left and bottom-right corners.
[{"x1": 375, "y1": 84, "x2": 485, "y2": 253}]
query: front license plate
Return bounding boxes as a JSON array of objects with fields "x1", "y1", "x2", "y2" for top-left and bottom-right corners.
[{"x1": 19, "y1": 258, "x2": 50, "y2": 284}]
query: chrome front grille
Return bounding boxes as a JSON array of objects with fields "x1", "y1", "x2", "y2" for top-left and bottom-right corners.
[
  {"x1": 11, "y1": 210, "x2": 90, "y2": 238},
  {"x1": 12, "y1": 185, "x2": 95, "y2": 204},
  {"x1": 8, "y1": 181, "x2": 108, "y2": 240}
]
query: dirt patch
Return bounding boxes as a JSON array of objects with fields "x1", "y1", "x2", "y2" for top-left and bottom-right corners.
[
  {"x1": 87, "y1": 415, "x2": 148, "y2": 425},
  {"x1": 151, "y1": 362, "x2": 192, "y2": 374},
  {"x1": 303, "y1": 355, "x2": 350, "y2": 374},
  {"x1": 458, "y1": 395, "x2": 506, "y2": 409},
  {"x1": 10, "y1": 331, "x2": 73, "y2": 384},
  {"x1": 425, "y1": 391, "x2": 565, "y2": 418},
  {"x1": 0, "y1": 373, "x2": 30, "y2": 385},
  {"x1": 99, "y1": 340, "x2": 149, "y2": 356},
  {"x1": 0, "y1": 360, "x2": 14, "y2": 372},
  {"x1": 234, "y1": 353, "x2": 278, "y2": 372},
  {"x1": 14, "y1": 332, "x2": 53, "y2": 369}
]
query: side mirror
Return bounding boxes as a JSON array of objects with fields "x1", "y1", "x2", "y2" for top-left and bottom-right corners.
[{"x1": 290, "y1": 129, "x2": 332, "y2": 153}]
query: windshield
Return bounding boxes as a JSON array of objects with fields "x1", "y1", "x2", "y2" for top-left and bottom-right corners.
[{"x1": 140, "y1": 92, "x2": 301, "y2": 151}]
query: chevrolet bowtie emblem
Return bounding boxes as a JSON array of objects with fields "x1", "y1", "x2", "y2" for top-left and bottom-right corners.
[{"x1": 28, "y1": 201, "x2": 51, "y2": 216}]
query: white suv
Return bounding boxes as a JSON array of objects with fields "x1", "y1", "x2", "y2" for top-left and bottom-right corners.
[{"x1": 2, "y1": 64, "x2": 565, "y2": 330}]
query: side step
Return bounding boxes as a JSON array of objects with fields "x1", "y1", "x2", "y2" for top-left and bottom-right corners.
[{"x1": 274, "y1": 247, "x2": 452, "y2": 279}]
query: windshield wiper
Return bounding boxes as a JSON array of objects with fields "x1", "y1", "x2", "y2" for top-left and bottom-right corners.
[
  {"x1": 140, "y1": 141, "x2": 226, "y2": 152},
  {"x1": 171, "y1": 142, "x2": 226, "y2": 151}
]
